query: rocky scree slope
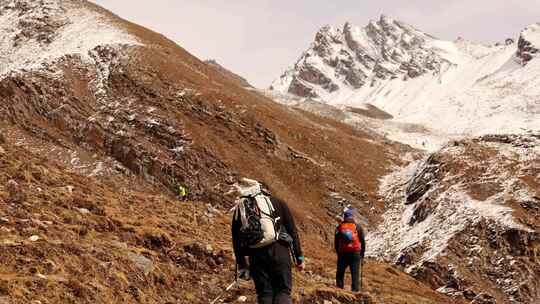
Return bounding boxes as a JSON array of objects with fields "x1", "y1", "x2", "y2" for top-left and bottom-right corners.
[
  {"x1": 270, "y1": 17, "x2": 540, "y2": 147},
  {"x1": 368, "y1": 134, "x2": 540, "y2": 304},
  {"x1": 0, "y1": 0, "x2": 461, "y2": 303}
]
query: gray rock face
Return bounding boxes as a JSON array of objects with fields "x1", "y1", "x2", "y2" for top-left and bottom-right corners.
[
  {"x1": 517, "y1": 23, "x2": 540, "y2": 64},
  {"x1": 127, "y1": 252, "x2": 154, "y2": 276},
  {"x1": 271, "y1": 15, "x2": 449, "y2": 99}
]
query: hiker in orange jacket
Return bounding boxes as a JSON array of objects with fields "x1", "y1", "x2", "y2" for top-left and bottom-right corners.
[{"x1": 335, "y1": 207, "x2": 366, "y2": 292}]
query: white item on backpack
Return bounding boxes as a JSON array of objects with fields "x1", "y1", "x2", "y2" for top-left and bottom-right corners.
[{"x1": 232, "y1": 179, "x2": 280, "y2": 248}]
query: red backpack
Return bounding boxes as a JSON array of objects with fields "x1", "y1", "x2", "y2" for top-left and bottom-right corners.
[{"x1": 337, "y1": 222, "x2": 361, "y2": 253}]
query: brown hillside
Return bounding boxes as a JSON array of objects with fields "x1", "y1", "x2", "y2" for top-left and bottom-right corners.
[
  {"x1": 205, "y1": 59, "x2": 253, "y2": 88},
  {"x1": 0, "y1": 143, "x2": 458, "y2": 304}
]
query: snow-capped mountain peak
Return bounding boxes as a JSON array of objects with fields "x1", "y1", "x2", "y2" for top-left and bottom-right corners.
[
  {"x1": 270, "y1": 17, "x2": 540, "y2": 149},
  {"x1": 270, "y1": 15, "x2": 512, "y2": 102}
]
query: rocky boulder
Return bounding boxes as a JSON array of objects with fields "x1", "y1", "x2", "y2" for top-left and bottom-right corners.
[{"x1": 517, "y1": 23, "x2": 540, "y2": 64}]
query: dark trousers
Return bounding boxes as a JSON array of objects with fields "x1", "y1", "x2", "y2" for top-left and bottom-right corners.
[
  {"x1": 249, "y1": 242, "x2": 292, "y2": 304},
  {"x1": 336, "y1": 252, "x2": 362, "y2": 292}
]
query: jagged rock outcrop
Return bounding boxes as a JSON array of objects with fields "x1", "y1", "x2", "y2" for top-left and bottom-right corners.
[
  {"x1": 271, "y1": 15, "x2": 451, "y2": 100},
  {"x1": 517, "y1": 23, "x2": 540, "y2": 64}
]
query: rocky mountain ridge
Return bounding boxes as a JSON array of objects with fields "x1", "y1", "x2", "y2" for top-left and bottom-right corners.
[
  {"x1": 0, "y1": 0, "x2": 141, "y2": 79},
  {"x1": 271, "y1": 15, "x2": 452, "y2": 98},
  {"x1": 270, "y1": 16, "x2": 540, "y2": 149},
  {"x1": 517, "y1": 23, "x2": 540, "y2": 63}
]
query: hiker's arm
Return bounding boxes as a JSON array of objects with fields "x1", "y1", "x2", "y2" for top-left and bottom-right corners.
[
  {"x1": 276, "y1": 198, "x2": 303, "y2": 261},
  {"x1": 334, "y1": 226, "x2": 339, "y2": 253},
  {"x1": 357, "y1": 224, "x2": 366, "y2": 258},
  {"x1": 231, "y1": 212, "x2": 248, "y2": 268}
]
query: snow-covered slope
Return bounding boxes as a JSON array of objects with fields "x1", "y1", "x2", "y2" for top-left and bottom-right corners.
[
  {"x1": 0, "y1": 0, "x2": 141, "y2": 79},
  {"x1": 368, "y1": 134, "x2": 540, "y2": 303},
  {"x1": 271, "y1": 16, "x2": 540, "y2": 147}
]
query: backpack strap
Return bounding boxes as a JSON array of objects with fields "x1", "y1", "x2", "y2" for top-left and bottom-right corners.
[{"x1": 233, "y1": 197, "x2": 250, "y2": 229}]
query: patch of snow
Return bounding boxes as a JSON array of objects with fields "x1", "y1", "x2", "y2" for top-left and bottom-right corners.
[
  {"x1": 0, "y1": 0, "x2": 141, "y2": 79},
  {"x1": 146, "y1": 118, "x2": 160, "y2": 126},
  {"x1": 170, "y1": 146, "x2": 184, "y2": 153},
  {"x1": 368, "y1": 137, "x2": 538, "y2": 268},
  {"x1": 88, "y1": 161, "x2": 104, "y2": 177},
  {"x1": 369, "y1": 178, "x2": 531, "y2": 269}
]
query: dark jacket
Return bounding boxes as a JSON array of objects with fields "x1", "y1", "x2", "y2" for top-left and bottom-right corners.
[
  {"x1": 334, "y1": 218, "x2": 366, "y2": 258},
  {"x1": 232, "y1": 196, "x2": 303, "y2": 268}
]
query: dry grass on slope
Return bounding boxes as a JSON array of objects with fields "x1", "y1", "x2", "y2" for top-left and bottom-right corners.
[{"x1": 0, "y1": 142, "x2": 459, "y2": 304}]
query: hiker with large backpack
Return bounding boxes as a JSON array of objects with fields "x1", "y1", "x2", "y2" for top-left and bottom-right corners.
[
  {"x1": 231, "y1": 179, "x2": 304, "y2": 304},
  {"x1": 335, "y1": 207, "x2": 366, "y2": 292}
]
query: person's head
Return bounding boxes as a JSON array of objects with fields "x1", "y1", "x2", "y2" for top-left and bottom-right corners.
[{"x1": 343, "y1": 207, "x2": 355, "y2": 221}]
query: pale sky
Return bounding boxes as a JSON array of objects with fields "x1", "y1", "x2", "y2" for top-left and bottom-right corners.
[{"x1": 91, "y1": 0, "x2": 539, "y2": 88}]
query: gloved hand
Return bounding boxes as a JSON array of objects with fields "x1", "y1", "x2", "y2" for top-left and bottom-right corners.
[{"x1": 238, "y1": 268, "x2": 250, "y2": 280}]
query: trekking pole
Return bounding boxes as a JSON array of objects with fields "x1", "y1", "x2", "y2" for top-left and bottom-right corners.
[
  {"x1": 209, "y1": 264, "x2": 238, "y2": 304},
  {"x1": 210, "y1": 281, "x2": 237, "y2": 304},
  {"x1": 289, "y1": 247, "x2": 295, "y2": 265}
]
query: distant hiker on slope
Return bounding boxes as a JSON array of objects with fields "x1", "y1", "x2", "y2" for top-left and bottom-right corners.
[
  {"x1": 177, "y1": 184, "x2": 188, "y2": 201},
  {"x1": 231, "y1": 178, "x2": 304, "y2": 304},
  {"x1": 335, "y1": 207, "x2": 366, "y2": 292}
]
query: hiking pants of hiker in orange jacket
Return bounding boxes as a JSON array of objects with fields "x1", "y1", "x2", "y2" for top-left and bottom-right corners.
[{"x1": 336, "y1": 252, "x2": 362, "y2": 292}]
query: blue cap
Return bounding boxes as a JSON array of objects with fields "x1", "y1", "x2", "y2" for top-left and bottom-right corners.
[{"x1": 344, "y1": 207, "x2": 354, "y2": 219}]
